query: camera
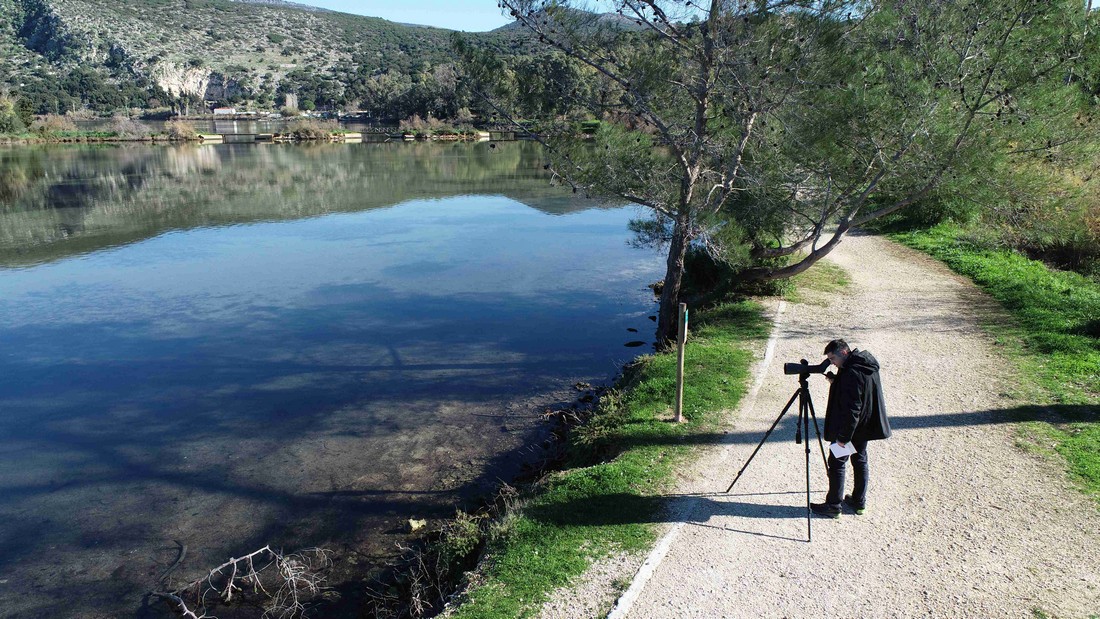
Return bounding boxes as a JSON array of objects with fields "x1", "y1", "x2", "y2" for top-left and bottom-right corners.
[{"x1": 783, "y1": 358, "x2": 830, "y2": 375}]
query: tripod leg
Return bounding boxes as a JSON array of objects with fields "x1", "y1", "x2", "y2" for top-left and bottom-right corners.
[
  {"x1": 805, "y1": 390, "x2": 829, "y2": 472},
  {"x1": 725, "y1": 389, "x2": 800, "y2": 493},
  {"x1": 802, "y1": 397, "x2": 812, "y2": 542}
]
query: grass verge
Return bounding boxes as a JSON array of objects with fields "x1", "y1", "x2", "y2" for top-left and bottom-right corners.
[
  {"x1": 445, "y1": 299, "x2": 771, "y2": 618},
  {"x1": 889, "y1": 223, "x2": 1099, "y2": 503},
  {"x1": 785, "y1": 260, "x2": 851, "y2": 306}
]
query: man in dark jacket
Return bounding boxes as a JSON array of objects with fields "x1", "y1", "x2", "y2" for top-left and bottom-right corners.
[{"x1": 811, "y1": 339, "x2": 891, "y2": 518}]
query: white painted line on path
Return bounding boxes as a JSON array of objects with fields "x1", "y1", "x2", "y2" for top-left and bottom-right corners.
[
  {"x1": 605, "y1": 518, "x2": 684, "y2": 619},
  {"x1": 605, "y1": 301, "x2": 786, "y2": 619}
]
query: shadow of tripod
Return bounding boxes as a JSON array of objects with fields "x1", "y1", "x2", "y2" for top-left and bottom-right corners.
[{"x1": 726, "y1": 359, "x2": 830, "y2": 541}]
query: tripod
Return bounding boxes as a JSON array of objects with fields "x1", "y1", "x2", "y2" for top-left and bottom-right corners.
[{"x1": 725, "y1": 366, "x2": 830, "y2": 541}]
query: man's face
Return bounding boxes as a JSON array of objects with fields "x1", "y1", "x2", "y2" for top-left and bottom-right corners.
[{"x1": 826, "y1": 350, "x2": 848, "y2": 369}]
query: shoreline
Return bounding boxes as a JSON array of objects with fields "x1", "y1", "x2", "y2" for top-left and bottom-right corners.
[
  {"x1": 0, "y1": 134, "x2": 189, "y2": 145},
  {"x1": 315, "y1": 381, "x2": 625, "y2": 619},
  {"x1": 0, "y1": 134, "x2": 487, "y2": 145}
]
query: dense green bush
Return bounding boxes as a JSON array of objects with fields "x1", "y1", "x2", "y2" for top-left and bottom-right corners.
[
  {"x1": 675, "y1": 247, "x2": 789, "y2": 302},
  {"x1": 0, "y1": 95, "x2": 26, "y2": 134}
]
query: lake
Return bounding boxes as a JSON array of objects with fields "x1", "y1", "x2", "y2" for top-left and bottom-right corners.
[{"x1": 0, "y1": 141, "x2": 664, "y2": 617}]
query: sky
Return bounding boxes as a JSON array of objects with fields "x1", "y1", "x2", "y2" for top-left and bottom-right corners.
[{"x1": 293, "y1": 1, "x2": 514, "y2": 32}]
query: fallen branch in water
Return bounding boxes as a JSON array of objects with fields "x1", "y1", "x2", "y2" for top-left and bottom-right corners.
[{"x1": 151, "y1": 545, "x2": 332, "y2": 619}]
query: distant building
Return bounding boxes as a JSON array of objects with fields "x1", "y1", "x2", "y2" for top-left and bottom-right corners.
[{"x1": 213, "y1": 107, "x2": 237, "y2": 115}]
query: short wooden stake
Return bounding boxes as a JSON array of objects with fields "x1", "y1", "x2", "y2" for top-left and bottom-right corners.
[{"x1": 674, "y1": 302, "x2": 688, "y2": 423}]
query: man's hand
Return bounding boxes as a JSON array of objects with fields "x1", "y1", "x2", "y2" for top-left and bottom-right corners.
[{"x1": 825, "y1": 371, "x2": 835, "y2": 384}]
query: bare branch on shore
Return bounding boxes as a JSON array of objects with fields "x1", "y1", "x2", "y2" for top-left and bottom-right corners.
[{"x1": 151, "y1": 544, "x2": 332, "y2": 619}]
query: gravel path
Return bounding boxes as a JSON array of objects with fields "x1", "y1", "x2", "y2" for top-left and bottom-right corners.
[{"x1": 539, "y1": 233, "x2": 1100, "y2": 619}]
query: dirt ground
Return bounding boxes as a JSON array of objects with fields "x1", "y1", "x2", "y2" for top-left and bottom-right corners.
[{"x1": 537, "y1": 233, "x2": 1100, "y2": 619}]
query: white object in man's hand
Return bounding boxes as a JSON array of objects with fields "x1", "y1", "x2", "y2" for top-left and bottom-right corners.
[{"x1": 829, "y1": 442, "x2": 857, "y2": 458}]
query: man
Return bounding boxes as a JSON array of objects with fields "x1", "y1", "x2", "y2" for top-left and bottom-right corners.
[{"x1": 811, "y1": 339, "x2": 891, "y2": 518}]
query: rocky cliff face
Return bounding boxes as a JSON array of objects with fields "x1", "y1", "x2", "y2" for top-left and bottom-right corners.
[{"x1": 147, "y1": 64, "x2": 241, "y2": 101}]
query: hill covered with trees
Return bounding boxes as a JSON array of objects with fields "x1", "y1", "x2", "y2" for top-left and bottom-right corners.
[{"x1": 0, "y1": 0, "x2": 531, "y2": 118}]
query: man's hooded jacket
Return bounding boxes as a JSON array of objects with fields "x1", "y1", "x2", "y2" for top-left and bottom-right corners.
[{"x1": 824, "y1": 349, "x2": 891, "y2": 443}]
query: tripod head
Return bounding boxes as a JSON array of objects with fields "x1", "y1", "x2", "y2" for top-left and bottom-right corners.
[{"x1": 780, "y1": 359, "x2": 828, "y2": 442}]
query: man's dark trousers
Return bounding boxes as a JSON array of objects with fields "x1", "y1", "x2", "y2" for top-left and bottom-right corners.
[{"x1": 825, "y1": 439, "x2": 869, "y2": 506}]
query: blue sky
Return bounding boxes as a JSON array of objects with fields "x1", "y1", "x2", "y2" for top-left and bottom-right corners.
[{"x1": 293, "y1": 1, "x2": 514, "y2": 32}]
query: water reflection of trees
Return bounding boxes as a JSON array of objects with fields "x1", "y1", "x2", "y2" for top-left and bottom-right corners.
[{"x1": 0, "y1": 142, "x2": 610, "y2": 267}]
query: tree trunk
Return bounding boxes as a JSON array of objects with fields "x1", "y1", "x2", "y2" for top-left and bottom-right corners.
[{"x1": 655, "y1": 217, "x2": 690, "y2": 349}]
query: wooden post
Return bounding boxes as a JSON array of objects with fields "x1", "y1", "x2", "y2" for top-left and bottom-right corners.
[{"x1": 674, "y1": 302, "x2": 688, "y2": 423}]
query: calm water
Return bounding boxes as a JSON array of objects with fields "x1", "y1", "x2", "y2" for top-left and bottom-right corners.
[{"x1": 0, "y1": 142, "x2": 663, "y2": 617}]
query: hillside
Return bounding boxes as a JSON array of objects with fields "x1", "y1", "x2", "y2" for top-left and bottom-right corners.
[{"x1": 0, "y1": 0, "x2": 530, "y2": 117}]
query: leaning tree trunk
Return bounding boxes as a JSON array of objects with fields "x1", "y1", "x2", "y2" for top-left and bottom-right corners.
[{"x1": 655, "y1": 217, "x2": 691, "y2": 349}]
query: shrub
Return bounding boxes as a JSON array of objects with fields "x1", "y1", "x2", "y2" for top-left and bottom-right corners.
[
  {"x1": 164, "y1": 119, "x2": 197, "y2": 140},
  {"x1": 869, "y1": 195, "x2": 982, "y2": 231},
  {"x1": 455, "y1": 107, "x2": 475, "y2": 124},
  {"x1": 399, "y1": 114, "x2": 448, "y2": 136},
  {"x1": 15, "y1": 97, "x2": 35, "y2": 128},
  {"x1": 996, "y1": 199, "x2": 1100, "y2": 278},
  {"x1": 578, "y1": 119, "x2": 601, "y2": 134},
  {"x1": 108, "y1": 115, "x2": 150, "y2": 139},
  {"x1": 32, "y1": 114, "x2": 77, "y2": 135},
  {"x1": 435, "y1": 511, "x2": 484, "y2": 569},
  {"x1": 0, "y1": 95, "x2": 26, "y2": 134},
  {"x1": 285, "y1": 118, "x2": 337, "y2": 140}
]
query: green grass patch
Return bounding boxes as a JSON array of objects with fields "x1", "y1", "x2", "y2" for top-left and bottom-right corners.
[
  {"x1": 1019, "y1": 419, "x2": 1100, "y2": 503},
  {"x1": 448, "y1": 300, "x2": 770, "y2": 618},
  {"x1": 785, "y1": 260, "x2": 851, "y2": 306},
  {"x1": 62, "y1": 131, "x2": 119, "y2": 139},
  {"x1": 891, "y1": 223, "x2": 1098, "y2": 404},
  {"x1": 890, "y1": 223, "x2": 1099, "y2": 503}
]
